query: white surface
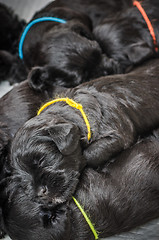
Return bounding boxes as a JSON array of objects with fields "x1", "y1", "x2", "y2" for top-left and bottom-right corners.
[
  {"x1": 2, "y1": 236, "x2": 11, "y2": 240},
  {"x1": 0, "y1": 81, "x2": 12, "y2": 98},
  {"x1": 0, "y1": 0, "x2": 53, "y2": 21}
]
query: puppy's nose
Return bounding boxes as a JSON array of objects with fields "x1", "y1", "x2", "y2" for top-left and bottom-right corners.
[{"x1": 37, "y1": 186, "x2": 49, "y2": 198}]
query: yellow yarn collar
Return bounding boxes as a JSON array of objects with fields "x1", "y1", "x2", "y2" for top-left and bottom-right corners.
[
  {"x1": 37, "y1": 97, "x2": 91, "y2": 141},
  {"x1": 72, "y1": 197, "x2": 99, "y2": 239}
]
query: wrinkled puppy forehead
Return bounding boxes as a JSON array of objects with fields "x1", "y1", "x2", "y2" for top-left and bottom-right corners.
[
  {"x1": 10, "y1": 115, "x2": 58, "y2": 160},
  {"x1": 11, "y1": 113, "x2": 81, "y2": 166},
  {"x1": 11, "y1": 112, "x2": 62, "y2": 145}
]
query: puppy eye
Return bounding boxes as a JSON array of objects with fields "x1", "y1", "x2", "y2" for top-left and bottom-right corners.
[
  {"x1": 50, "y1": 208, "x2": 65, "y2": 225},
  {"x1": 40, "y1": 211, "x2": 52, "y2": 227},
  {"x1": 79, "y1": 29, "x2": 93, "y2": 40}
]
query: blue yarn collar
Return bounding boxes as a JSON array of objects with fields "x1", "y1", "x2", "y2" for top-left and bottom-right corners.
[{"x1": 19, "y1": 17, "x2": 67, "y2": 59}]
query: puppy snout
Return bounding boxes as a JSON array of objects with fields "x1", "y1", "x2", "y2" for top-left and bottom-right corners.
[{"x1": 37, "y1": 186, "x2": 49, "y2": 198}]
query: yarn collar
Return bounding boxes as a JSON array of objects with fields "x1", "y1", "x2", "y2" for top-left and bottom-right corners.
[
  {"x1": 133, "y1": 0, "x2": 158, "y2": 52},
  {"x1": 72, "y1": 197, "x2": 99, "y2": 239},
  {"x1": 37, "y1": 97, "x2": 91, "y2": 141},
  {"x1": 19, "y1": 17, "x2": 66, "y2": 59}
]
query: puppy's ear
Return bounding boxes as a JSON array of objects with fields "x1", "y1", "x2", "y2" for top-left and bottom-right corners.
[
  {"x1": 71, "y1": 24, "x2": 93, "y2": 40},
  {"x1": 48, "y1": 123, "x2": 80, "y2": 155},
  {"x1": 102, "y1": 55, "x2": 122, "y2": 74},
  {"x1": 28, "y1": 66, "x2": 76, "y2": 90},
  {"x1": 126, "y1": 41, "x2": 153, "y2": 64},
  {"x1": 28, "y1": 66, "x2": 49, "y2": 91}
]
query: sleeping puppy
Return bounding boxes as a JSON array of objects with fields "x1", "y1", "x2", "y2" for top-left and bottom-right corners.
[
  {"x1": 0, "y1": 2, "x2": 25, "y2": 54},
  {"x1": 0, "y1": 80, "x2": 66, "y2": 237},
  {"x1": 0, "y1": 79, "x2": 66, "y2": 188},
  {"x1": 0, "y1": 3, "x2": 27, "y2": 83},
  {"x1": 0, "y1": 79, "x2": 65, "y2": 192},
  {"x1": 93, "y1": 0, "x2": 159, "y2": 72},
  {"x1": 10, "y1": 59, "x2": 159, "y2": 206},
  {"x1": 2, "y1": 128, "x2": 159, "y2": 240},
  {"x1": 21, "y1": 1, "x2": 120, "y2": 89},
  {"x1": 48, "y1": 0, "x2": 132, "y2": 27}
]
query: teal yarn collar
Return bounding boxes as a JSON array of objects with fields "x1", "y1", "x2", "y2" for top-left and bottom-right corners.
[{"x1": 19, "y1": 17, "x2": 66, "y2": 59}]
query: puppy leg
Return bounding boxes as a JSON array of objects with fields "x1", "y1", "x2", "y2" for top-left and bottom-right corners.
[
  {"x1": 0, "y1": 50, "x2": 28, "y2": 84},
  {"x1": 83, "y1": 134, "x2": 132, "y2": 167},
  {"x1": 0, "y1": 50, "x2": 14, "y2": 81},
  {"x1": 0, "y1": 209, "x2": 5, "y2": 239}
]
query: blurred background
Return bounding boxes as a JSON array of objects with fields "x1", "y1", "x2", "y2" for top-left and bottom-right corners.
[{"x1": 0, "y1": 0, "x2": 52, "y2": 21}]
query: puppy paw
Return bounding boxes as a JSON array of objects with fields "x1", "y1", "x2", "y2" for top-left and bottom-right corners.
[{"x1": 0, "y1": 228, "x2": 6, "y2": 239}]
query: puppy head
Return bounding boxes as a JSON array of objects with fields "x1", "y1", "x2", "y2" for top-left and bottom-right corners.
[
  {"x1": 93, "y1": 11, "x2": 154, "y2": 71},
  {"x1": 11, "y1": 115, "x2": 85, "y2": 205},
  {"x1": 2, "y1": 184, "x2": 71, "y2": 240},
  {"x1": 25, "y1": 21, "x2": 120, "y2": 90}
]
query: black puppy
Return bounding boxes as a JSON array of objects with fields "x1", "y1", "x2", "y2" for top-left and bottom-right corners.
[
  {"x1": 0, "y1": 79, "x2": 65, "y2": 182},
  {"x1": 0, "y1": 80, "x2": 65, "y2": 184},
  {"x1": 0, "y1": 78, "x2": 65, "y2": 164},
  {"x1": 0, "y1": 78, "x2": 67, "y2": 238},
  {"x1": 0, "y1": 3, "x2": 27, "y2": 83},
  {"x1": 49, "y1": 0, "x2": 132, "y2": 27},
  {"x1": 10, "y1": 59, "x2": 159, "y2": 206},
  {"x1": 93, "y1": 0, "x2": 159, "y2": 72},
  {"x1": 2, "y1": 128, "x2": 159, "y2": 240},
  {"x1": 21, "y1": 1, "x2": 120, "y2": 89},
  {"x1": 0, "y1": 2, "x2": 25, "y2": 54}
]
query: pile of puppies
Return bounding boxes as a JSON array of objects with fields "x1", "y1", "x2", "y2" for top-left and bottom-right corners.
[{"x1": 0, "y1": 0, "x2": 159, "y2": 239}]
